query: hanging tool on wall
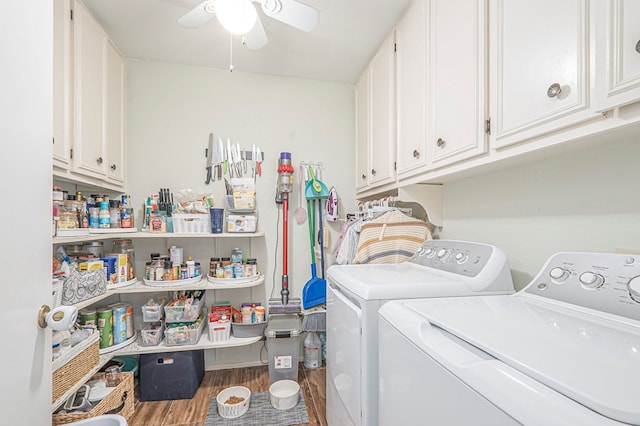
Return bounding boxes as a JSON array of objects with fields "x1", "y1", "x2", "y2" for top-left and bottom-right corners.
[
  {"x1": 205, "y1": 133, "x2": 214, "y2": 184},
  {"x1": 268, "y1": 152, "x2": 302, "y2": 315}
]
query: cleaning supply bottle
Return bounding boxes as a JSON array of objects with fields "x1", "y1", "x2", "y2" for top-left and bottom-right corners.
[{"x1": 304, "y1": 331, "x2": 321, "y2": 369}]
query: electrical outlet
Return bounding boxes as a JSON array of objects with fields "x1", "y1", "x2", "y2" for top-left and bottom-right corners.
[{"x1": 615, "y1": 248, "x2": 640, "y2": 255}]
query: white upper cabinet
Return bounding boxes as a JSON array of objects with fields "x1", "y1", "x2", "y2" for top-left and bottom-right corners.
[
  {"x1": 355, "y1": 72, "x2": 370, "y2": 191},
  {"x1": 53, "y1": 0, "x2": 72, "y2": 169},
  {"x1": 356, "y1": 32, "x2": 396, "y2": 193},
  {"x1": 369, "y1": 33, "x2": 397, "y2": 188},
  {"x1": 489, "y1": 0, "x2": 594, "y2": 149},
  {"x1": 396, "y1": 0, "x2": 428, "y2": 178},
  {"x1": 106, "y1": 40, "x2": 125, "y2": 184},
  {"x1": 592, "y1": 0, "x2": 640, "y2": 112},
  {"x1": 73, "y1": 0, "x2": 108, "y2": 179},
  {"x1": 427, "y1": 0, "x2": 488, "y2": 168}
]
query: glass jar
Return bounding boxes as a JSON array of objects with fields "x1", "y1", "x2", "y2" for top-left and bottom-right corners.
[{"x1": 111, "y1": 239, "x2": 135, "y2": 280}]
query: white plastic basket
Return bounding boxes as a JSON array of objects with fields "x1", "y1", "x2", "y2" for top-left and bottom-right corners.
[
  {"x1": 216, "y1": 386, "x2": 251, "y2": 419},
  {"x1": 172, "y1": 213, "x2": 211, "y2": 234},
  {"x1": 208, "y1": 321, "x2": 231, "y2": 343}
]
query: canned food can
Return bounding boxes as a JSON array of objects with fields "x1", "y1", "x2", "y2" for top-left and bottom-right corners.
[
  {"x1": 111, "y1": 304, "x2": 128, "y2": 345},
  {"x1": 97, "y1": 307, "x2": 113, "y2": 349},
  {"x1": 78, "y1": 308, "x2": 97, "y2": 329},
  {"x1": 233, "y1": 263, "x2": 244, "y2": 278},
  {"x1": 125, "y1": 304, "x2": 134, "y2": 338}
]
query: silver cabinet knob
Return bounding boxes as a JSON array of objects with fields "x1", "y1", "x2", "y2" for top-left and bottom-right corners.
[
  {"x1": 371, "y1": 169, "x2": 377, "y2": 176},
  {"x1": 547, "y1": 83, "x2": 562, "y2": 98},
  {"x1": 111, "y1": 164, "x2": 117, "y2": 171},
  {"x1": 436, "y1": 138, "x2": 446, "y2": 148},
  {"x1": 361, "y1": 173, "x2": 367, "y2": 180},
  {"x1": 412, "y1": 149, "x2": 420, "y2": 159},
  {"x1": 96, "y1": 157, "x2": 103, "y2": 165}
]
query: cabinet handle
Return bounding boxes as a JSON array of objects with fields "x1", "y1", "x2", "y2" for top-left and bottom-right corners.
[
  {"x1": 96, "y1": 157, "x2": 103, "y2": 165},
  {"x1": 436, "y1": 138, "x2": 446, "y2": 149},
  {"x1": 412, "y1": 149, "x2": 420, "y2": 159},
  {"x1": 371, "y1": 169, "x2": 377, "y2": 176},
  {"x1": 636, "y1": 40, "x2": 640, "y2": 54},
  {"x1": 361, "y1": 174, "x2": 367, "y2": 180},
  {"x1": 111, "y1": 164, "x2": 117, "y2": 171},
  {"x1": 547, "y1": 83, "x2": 562, "y2": 98}
]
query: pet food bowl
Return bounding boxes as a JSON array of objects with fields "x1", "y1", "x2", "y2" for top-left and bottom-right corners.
[
  {"x1": 216, "y1": 386, "x2": 251, "y2": 419},
  {"x1": 269, "y1": 379, "x2": 300, "y2": 410}
]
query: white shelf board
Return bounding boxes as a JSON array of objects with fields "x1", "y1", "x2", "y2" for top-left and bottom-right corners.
[
  {"x1": 53, "y1": 230, "x2": 264, "y2": 244},
  {"x1": 114, "y1": 331, "x2": 262, "y2": 356}
]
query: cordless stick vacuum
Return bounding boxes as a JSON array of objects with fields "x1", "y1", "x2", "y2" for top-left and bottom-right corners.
[{"x1": 269, "y1": 152, "x2": 301, "y2": 315}]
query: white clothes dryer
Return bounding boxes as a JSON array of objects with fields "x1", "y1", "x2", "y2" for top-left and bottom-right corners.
[
  {"x1": 326, "y1": 240, "x2": 515, "y2": 426},
  {"x1": 378, "y1": 251, "x2": 640, "y2": 425}
]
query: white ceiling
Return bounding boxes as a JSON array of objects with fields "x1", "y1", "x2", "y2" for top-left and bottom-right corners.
[{"x1": 83, "y1": 0, "x2": 412, "y2": 84}]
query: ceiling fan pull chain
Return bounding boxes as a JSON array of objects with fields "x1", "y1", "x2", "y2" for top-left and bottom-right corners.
[{"x1": 229, "y1": 33, "x2": 234, "y2": 72}]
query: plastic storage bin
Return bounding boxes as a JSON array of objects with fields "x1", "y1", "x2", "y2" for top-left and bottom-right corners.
[
  {"x1": 164, "y1": 315, "x2": 205, "y2": 346},
  {"x1": 172, "y1": 213, "x2": 211, "y2": 234},
  {"x1": 231, "y1": 321, "x2": 267, "y2": 338},
  {"x1": 141, "y1": 299, "x2": 165, "y2": 322},
  {"x1": 139, "y1": 350, "x2": 204, "y2": 401},
  {"x1": 164, "y1": 298, "x2": 203, "y2": 323},
  {"x1": 208, "y1": 320, "x2": 231, "y2": 343},
  {"x1": 139, "y1": 322, "x2": 164, "y2": 347},
  {"x1": 265, "y1": 314, "x2": 302, "y2": 384}
]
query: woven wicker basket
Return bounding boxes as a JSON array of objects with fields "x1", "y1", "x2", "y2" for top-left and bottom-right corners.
[
  {"x1": 52, "y1": 338, "x2": 100, "y2": 403},
  {"x1": 52, "y1": 372, "x2": 135, "y2": 425}
]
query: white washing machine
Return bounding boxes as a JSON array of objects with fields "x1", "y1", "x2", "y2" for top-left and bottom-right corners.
[
  {"x1": 326, "y1": 240, "x2": 515, "y2": 426},
  {"x1": 378, "y1": 251, "x2": 640, "y2": 426}
]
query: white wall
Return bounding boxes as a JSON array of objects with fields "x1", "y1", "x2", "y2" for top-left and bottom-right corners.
[
  {"x1": 439, "y1": 137, "x2": 640, "y2": 290},
  {"x1": 125, "y1": 60, "x2": 355, "y2": 367}
]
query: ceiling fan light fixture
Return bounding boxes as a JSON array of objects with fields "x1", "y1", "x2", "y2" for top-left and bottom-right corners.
[{"x1": 215, "y1": 0, "x2": 258, "y2": 35}]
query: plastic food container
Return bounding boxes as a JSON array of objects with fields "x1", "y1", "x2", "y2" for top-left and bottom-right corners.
[
  {"x1": 231, "y1": 322, "x2": 267, "y2": 338},
  {"x1": 216, "y1": 386, "x2": 251, "y2": 419}
]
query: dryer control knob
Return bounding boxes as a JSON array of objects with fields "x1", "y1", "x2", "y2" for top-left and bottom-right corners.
[
  {"x1": 437, "y1": 248, "x2": 450, "y2": 260},
  {"x1": 549, "y1": 267, "x2": 570, "y2": 282},
  {"x1": 627, "y1": 276, "x2": 640, "y2": 303},
  {"x1": 454, "y1": 252, "x2": 468, "y2": 264},
  {"x1": 424, "y1": 247, "x2": 436, "y2": 258},
  {"x1": 579, "y1": 272, "x2": 605, "y2": 289}
]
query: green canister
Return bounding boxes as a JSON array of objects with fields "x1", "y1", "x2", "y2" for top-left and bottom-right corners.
[
  {"x1": 97, "y1": 307, "x2": 113, "y2": 348},
  {"x1": 78, "y1": 308, "x2": 97, "y2": 329}
]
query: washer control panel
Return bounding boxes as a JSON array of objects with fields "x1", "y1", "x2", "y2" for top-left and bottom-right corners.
[
  {"x1": 524, "y1": 252, "x2": 640, "y2": 321},
  {"x1": 408, "y1": 240, "x2": 495, "y2": 277}
]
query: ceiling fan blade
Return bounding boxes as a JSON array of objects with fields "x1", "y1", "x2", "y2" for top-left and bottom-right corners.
[
  {"x1": 178, "y1": 0, "x2": 216, "y2": 28},
  {"x1": 242, "y1": 16, "x2": 269, "y2": 49},
  {"x1": 260, "y1": 0, "x2": 318, "y2": 32}
]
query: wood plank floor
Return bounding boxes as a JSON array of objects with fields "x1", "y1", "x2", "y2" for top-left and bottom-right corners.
[{"x1": 128, "y1": 364, "x2": 326, "y2": 426}]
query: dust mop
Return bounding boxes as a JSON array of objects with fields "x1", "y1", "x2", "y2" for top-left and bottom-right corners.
[{"x1": 269, "y1": 152, "x2": 302, "y2": 316}]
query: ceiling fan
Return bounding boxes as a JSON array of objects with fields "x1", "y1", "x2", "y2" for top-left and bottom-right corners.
[{"x1": 178, "y1": 0, "x2": 319, "y2": 50}]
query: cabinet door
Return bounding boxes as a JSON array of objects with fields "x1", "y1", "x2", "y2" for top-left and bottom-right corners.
[
  {"x1": 53, "y1": 0, "x2": 72, "y2": 169},
  {"x1": 368, "y1": 33, "x2": 396, "y2": 188},
  {"x1": 396, "y1": 0, "x2": 429, "y2": 178},
  {"x1": 490, "y1": 0, "x2": 593, "y2": 149},
  {"x1": 593, "y1": 0, "x2": 640, "y2": 112},
  {"x1": 106, "y1": 41, "x2": 125, "y2": 184},
  {"x1": 72, "y1": 0, "x2": 107, "y2": 179},
  {"x1": 355, "y1": 72, "x2": 370, "y2": 191},
  {"x1": 428, "y1": 0, "x2": 488, "y2": 168}
]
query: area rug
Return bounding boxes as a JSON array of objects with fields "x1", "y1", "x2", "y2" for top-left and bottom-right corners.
[{"x1": 205, "y1": 390, "x2": 310, "y2": 426}]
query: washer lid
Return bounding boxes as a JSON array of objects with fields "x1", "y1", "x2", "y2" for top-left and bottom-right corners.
[
  {"x1": 327, "y1": 263, "x2": 471, "y2": 300},
  {"x1": 402, "y1": 295, "x2": 640, "y2": 425}
]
